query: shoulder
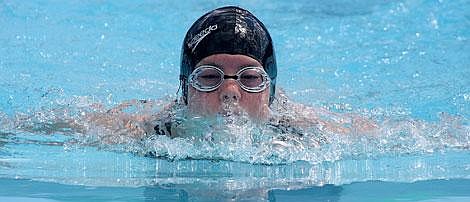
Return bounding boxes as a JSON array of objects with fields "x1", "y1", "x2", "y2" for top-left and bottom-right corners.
[{"x1": 150, "y1": 101, "x2": 184, "y2": 138}]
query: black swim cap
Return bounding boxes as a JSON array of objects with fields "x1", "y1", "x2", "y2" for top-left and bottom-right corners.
[{"x1": 180, "y1": 6, "x2": 277, "y2": 104}]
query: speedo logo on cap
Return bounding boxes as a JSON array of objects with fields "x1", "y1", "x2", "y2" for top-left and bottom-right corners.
[{"x1": 188, "y1": 24, "x2": 217, "y2": 52}]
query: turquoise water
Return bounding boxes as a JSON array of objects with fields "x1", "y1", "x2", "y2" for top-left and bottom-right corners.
[
  {"x1": 1, "y1": 0, "x2": 469, "y2": 201},
  {"x1": 1, "y1": 178, "x2": 470, "y2": 201}
]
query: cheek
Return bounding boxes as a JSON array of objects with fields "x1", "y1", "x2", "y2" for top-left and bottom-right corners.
[
  {"x1": 188, "y1": 88, "x2": 219, "y2": 110},
  {"x1": 240, "y1": 90, "x2": 270, "y2": 110},
  {"x1": 242, "y1": 90, "x2": 269, "y2": 103},
  {"x1": 238, "y1": 90, "x2": 270, "y2": 120}
]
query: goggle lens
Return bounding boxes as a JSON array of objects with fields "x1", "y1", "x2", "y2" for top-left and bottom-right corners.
[
  {"x1": 189, "y1": 65, "x2": 270, "y2": 93},
  {"x1": 195, "y1": 68, "x2": 223, "y2": 87},
  {"x1": 239, "y1": 69, "x2": 266, "y2": 88}
]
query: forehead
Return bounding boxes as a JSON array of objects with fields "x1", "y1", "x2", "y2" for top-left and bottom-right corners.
[{"x1": 196, "y1": 54, "x2": 262, "y2": 70}]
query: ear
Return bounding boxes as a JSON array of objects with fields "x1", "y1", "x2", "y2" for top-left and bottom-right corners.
[
  {"x1": 269, "y1": 80, "x2": 276, "y2": 105},
  {"x1": 179, "y1": 76, "x2": 188, "y2": 105}
]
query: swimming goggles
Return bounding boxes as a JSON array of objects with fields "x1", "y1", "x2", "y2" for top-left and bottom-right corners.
[{"x1": 188, "y1": 65, "x2": 271, "y2": 93}]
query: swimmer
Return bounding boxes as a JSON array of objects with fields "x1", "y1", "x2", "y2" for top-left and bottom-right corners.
[
  {"x1": 180, "y1": 6, "x2": 276, "y2": 121},
  {"x1": 78, "y1": 6, "x2": 376, "y2": 141}
]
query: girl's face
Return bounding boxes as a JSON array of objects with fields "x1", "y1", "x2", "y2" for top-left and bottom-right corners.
[{"x1": 187, "y1": 54, "x2": 270, "y2": 120}]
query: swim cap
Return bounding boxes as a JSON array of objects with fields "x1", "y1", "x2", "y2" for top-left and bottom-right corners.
[{"x1": 180, "y1": 6, "x2": 277, "y2": 104}]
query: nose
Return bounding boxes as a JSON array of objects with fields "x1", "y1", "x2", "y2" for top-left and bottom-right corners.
[{"x1": 219, "y1": 80, "x2": 241, "y2": 103}]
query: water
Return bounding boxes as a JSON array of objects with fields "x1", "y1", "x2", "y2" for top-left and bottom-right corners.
[{"x1": 1, "y1": 0, "x2": 469, "y2": 201}]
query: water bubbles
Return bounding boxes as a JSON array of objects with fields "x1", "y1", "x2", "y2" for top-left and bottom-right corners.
[
  {"x1": 462, "y1": 94, "x2": 470, "y2": 102},
  {"x1": 2, "y1": 92, "x2": 468, "y2": 166},
  {"x1": 106, "y1": 93, "x2": 113, "y2": 104},
  {"x1": 381, "y1": 57, "x2": 391, "y2": 64},
  {"x1": 334, "y1": 69, "x2": 342, "y2": 77},
  {"x1": 429, "y1": 14, "x2": 439, "y2": 29},
  {"x1": 75, "y1": 96, "x2": 93, "y2": 108},
  {"x1": 430, "y1": 19, "x2": 439, "y2": 29},
  {"x1": 39, "y1": 51, "x2": 46, "y2": 58},
  {"x1": 456, "y1": 36, "x2": 466, "y2": 41}
]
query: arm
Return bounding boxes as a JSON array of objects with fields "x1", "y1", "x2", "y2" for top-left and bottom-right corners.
[
  {"x1": 291, "y1": 103, "x2": 378, "y2": 135},
  {"x1": 81, "y1": 99, "x2": 176, "y2": 142},
  {"x1": 272, "y1": 90, "x2": 377, "y2": 135}
]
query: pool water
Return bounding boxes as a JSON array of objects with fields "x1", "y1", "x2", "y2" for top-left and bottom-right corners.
[{"x1": 1, "y1": 0, "x2": 469, "y2": 201}]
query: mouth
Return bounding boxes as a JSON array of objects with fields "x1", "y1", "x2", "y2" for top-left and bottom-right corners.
[{"x1": 219, "y1": 102, "x2": 242, "y2": 117}]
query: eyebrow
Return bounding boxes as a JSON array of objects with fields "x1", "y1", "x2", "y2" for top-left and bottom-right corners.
[
  {"x1": 201, "y1": 62, "x2": 223, "y2": 67},
  {"x1": 198, "y1": 62, "x2": 261, "y2": 69}
]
